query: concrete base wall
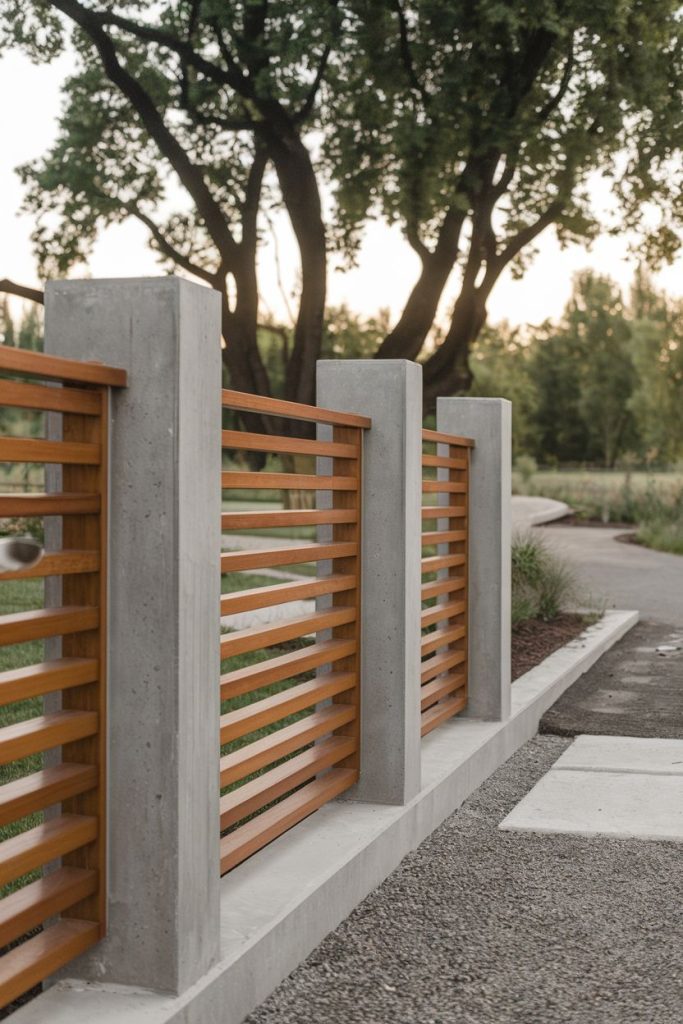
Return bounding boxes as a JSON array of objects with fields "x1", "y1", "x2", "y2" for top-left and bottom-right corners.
[{"x1": 14, "y1": 610, "x2": 638, "y2": 1024}]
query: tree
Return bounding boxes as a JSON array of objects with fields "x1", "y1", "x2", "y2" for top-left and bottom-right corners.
[{"x1": 327, "y1": 0, "x2": 683, "y2": 405}]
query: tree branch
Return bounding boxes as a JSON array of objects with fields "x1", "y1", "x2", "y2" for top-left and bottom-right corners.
[
  {"x1": 125, "y1": 204, "x2": 220, "y2": 285},
  {"x1": 0, "y1": 280, "x2": 44, "y2": 305},
  {"x1": 392, "y1": 0, "x2": 429, "y2": 107}
]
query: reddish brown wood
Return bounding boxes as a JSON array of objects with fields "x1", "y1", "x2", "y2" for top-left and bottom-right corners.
[
  {"x1": 0, "y1": 345, "x2": 127, "y2": 387},
  {"x1": 222, "y1": 388, "x2": 371, "y2": 429}
]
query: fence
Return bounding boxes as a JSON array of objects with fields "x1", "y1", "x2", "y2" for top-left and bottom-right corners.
[
  {"x1": 420, "y1": 428, "x2": 473, "y2": 736},
  {"x1": 0, "y1": 347, "x2": 126, "y2": 1007},
  {"x1": 218, "y1": 390, "x2": 370, "y2": 874}
]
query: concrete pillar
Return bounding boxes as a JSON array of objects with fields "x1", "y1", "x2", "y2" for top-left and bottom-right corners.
[
  {"x1": 316, "y1": 360, "x2": 422, "y2": 804},
  {"x1": 436, "y1": 398, "x2": 511, "y2": 721},
  {"x1": 44, "y1": 277, "x2": 222, "y2": 994}
]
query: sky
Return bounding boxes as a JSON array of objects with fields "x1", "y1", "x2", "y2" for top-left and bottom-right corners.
[{"x1": 2, "y1": 49, "x2": 682, "y2": 331}]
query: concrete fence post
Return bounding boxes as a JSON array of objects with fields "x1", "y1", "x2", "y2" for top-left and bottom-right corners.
[
  {"x1": 316, "y1": 360, "x2": 422, "y2": 804},
  {"x1": 44, "y1": 277, "x2": 222, "y2": 993},
  {"x1": 436, "y1": 398, "x2": 512, "y2": 721}
]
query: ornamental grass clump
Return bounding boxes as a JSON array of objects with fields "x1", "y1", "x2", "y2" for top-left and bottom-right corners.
[{"x1": 511, "y1": 532, "x2": 577, "y2": 626}]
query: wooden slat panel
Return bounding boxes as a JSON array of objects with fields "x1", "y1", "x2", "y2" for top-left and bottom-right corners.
[
  {"x1": 421, "y1": 577, "x2": 466, "y2": 602},
  {"x1": 220, "y1": 768, "x2": 357, "y2": 873},
  {"x1": 0, "y1": 814, "x2": 97, "y2": 887},
  {"x1": 0, "y1": 711, "x2": 98, "y2": 765},
  {"x1": 221, "y1": 574, "x2": 355, "y2": 616},
  {"x1": 421, "y1": 453, "x2": 468, "y2": 470},
  {"x1": 422, "y1": 530, "x2": 468, "y2": 547},
  {"x1": 220, "y1": 672, "x2": 355, "y2": 744},
  {"x1": 421, "y1": 648, "x2": 467, "y2": 685},
  {"x1": 220, "y1": 736, "x2": 355, "y2": 830},
  {"x1": 0, "y1": 658, "x2": 98, "y2": 707},
  {"x1": 221, "y1": 607, "x2": 355, "y2": 659},
  {"x1": 421, "y1": 505, "x2": 466, "y2": 519},
  {"x1": 0, "y1": 918, "x2": 99, "y2": 1008},
  {"x1": 221, "y1": 638, "x2": 355, "y2": 701},
  {"x1": 0, "y1": 550, "x2": 99, "y2": 580},
  {"x1": 421, "y1": 692, "x2": 468, "y2": 736},
  {"x1": 421, "y1": 600, "x2": 466, "y2": 629},
  {"x1": 0, "y1": 492, "x2": 100, "y2": 516},
  {"x1": 0, "y1": 867, "x2": 97, "y2": 949},
  {"x1": 222, "y1": 471, "x2": 357, "y2": 491},
  {"x1": 222, "y1": 508, "x2": 357, "y2": 531},
  {"x1": 0, "y1": 606, "x2": 99, "y2": 646},
  {"x1": 0, "y1": 437, "x2": 100, "y2": 465},
  {"x1": 422, "y1": 480, "x2": 467, "y2": 493},
  {"x1": 421, "y1": 427, "x2": 474, "y2": 447},
  {"x1": 421, "y1": 624, "x2": 466, "y2": 658},
  {"x1": 220, "y1": 705, "x2": 356, "y2": 786},
  {"x1": 0, "y1": 346, "x2": 127, "y2": 387},
  {"x1": 222, "y1": 388, "x2": 371, "y2": 429},
  {"x1": 0, "y1": 764, "x2": 97, "y2": 826},
  {"x1": 0, "y1": 379, "x2": 101, "y2": 415},
  {"x1": 421, "y1": 553, "x2": 466, "y2": 575},
  {"x1": 222, "y1": 430, "x2": 359, "y2": 460},
  {"x1": 221, "y1": 542, "x2": 356, "y2": 574},
  {"x1": 420, "y1": 672, "x2": 466, "y2": 712}
]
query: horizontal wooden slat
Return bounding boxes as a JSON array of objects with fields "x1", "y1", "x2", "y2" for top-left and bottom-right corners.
[
  {"x1": 0, "y1": 379, "x2": 102, "y2": 415},
  {"x1": 421, "y1": 692, "x2": 468, "y2": 736},
  {"x1": 0, "y1": 606, "x2": 99, "y2": 646},
  {"x1": 220, "y1": 767, "x2": 357, "y2": 873},
  {"x1": 221, "y1": 574, "x2": 356, "y2": 616},
  {"x1": 0, "y1": 814, "x2": 97, "y2": 888},
  {"x1": 421, "y1": 577, "x2": 466, "y2": 603},
  {"x1": 422, "y1": 427, "x2": 474, "y2": 447},
  {"x1": 220, "y1": 672, "x2": 355, "y2": 743},
  {"x1": 0, "y1": 492, "x2": 100, "y2": 516},
  {"x1": 421, "y1": 624, "x2": 466, "y2": 658},
  {"x1": 221, "y1": 607, "x2": 355, "y2": 659},
  {"x1": 421, "y1": 505, "x2": 467, "y2": 519},
  {"x1": 421, "y1": 553, "x2": 466, "y2": 575},
  {"x1": 0, "y1": 437, "x2": 100, "y2": 465},
  {"x1": 0, "y1": 711, "x2": 98, "y2": 765},
  {"x1": 222, "y1": 508, "x2": 357, "y2": 531},
  {"x1": 222, "y1": 388, "x2": 371, "y2": 429},
  {"x1": 0, "y1": 549, "x2": 99, "y2": 580},
  {"x1": 0, "y1": 658, "x2": 98, "y2": 707},
  {"x1": 421, "y1": 648, "x2": 467, "y2": 685},
  {"x1": 220, "y1": 735, "x2": 355, "y2": 830},
  {"x1": 221, "y1": 542, "x2": 356, "y2": 574},
  {"x1": 421, "y1": 453, "x2": 468, "y2": 470},
  {"x1": 0, "y1": 763, "x2": 97, "y2": 826},
  {"x1": 220, "y1": 704, "x2": 356, "y2": 786},
  {"x1": 221, "y1": 638, "x2": 356, "y2": 701},
  {"x1": 222, "y1": 430, "x2": 359, "y2": 460},
  {"x1": 222, "y1": 471, "x2": 357, "y2": 492},
  {"x1": 420, "y1": 672, "x2": 466, "y2": 712},
  {"x1": 0, "y1": 866, "x2": 97, "y2": 949},
  {"x1": 421, "y1": 600, "x2": 466, "y2": 630},
  {"x1": 422, "y1": 480, "x2": 467, "y2": 494},
  {"x1": 422, "y1": 530, "x2": 467, "y2": 547},
  {"x1": 0, "y1": 918, "x2": 99, "y2": 1009},
  {"x1": 0, "y1": 346, "x2": 127, "y2": 387}
]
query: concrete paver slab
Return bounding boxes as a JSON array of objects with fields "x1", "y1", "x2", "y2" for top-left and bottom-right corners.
[{"x1": 553, "y1": 734, "x2": 683, "y2": 775}]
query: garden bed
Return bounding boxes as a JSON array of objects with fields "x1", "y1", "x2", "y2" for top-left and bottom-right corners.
[{"x1": 512, "y1": 612, "x2": 588, "y2": 680}]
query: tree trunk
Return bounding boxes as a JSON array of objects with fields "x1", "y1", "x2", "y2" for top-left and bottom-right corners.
[{"x1": 422, "y1": 287, "x2": 488, "y2": 412}]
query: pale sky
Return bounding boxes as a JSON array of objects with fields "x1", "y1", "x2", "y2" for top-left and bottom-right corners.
[{"x1": 1, "y1": 49, "x2": 681, "y2": 329}]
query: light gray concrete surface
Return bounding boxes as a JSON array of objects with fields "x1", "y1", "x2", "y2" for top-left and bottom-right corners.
[
  {"x1": 317, "y1": 359, "x2": 423, "y2": 804},
  {"x1": 511, "y1": 494, "x2": 571, "y2": 528},
  {"x1": 15, "y1": 611, "x2": 636, "y2": 1024},
  {"x1": 437, "y1": 398, "x2": 511, "y2": 721},
  {"x1": 45, "y1": 278, "x2": 222, "y2": 993},
  {"x1": 538, "y1": 524, "x2": 683, "y2": 624},
  {"x1": 553, "y1": 734, "x2": 683, "y2": 774}
]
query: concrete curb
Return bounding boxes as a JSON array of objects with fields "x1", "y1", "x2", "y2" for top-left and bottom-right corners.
[{"x1": 15, "y1": 609, "x2": 638, "y2": 1024}]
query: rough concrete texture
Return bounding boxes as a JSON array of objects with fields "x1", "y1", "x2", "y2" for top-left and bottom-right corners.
[
  {"x1": 540, "y1": 620, "x2": 683, "y2": 739},
  {"x1": 246, "y1": 735, "x2": 682, "y2": 1024}
]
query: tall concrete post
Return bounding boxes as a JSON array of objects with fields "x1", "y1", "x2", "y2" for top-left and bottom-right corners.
[
  {"x1": 316, "y1": 360, "x2": 422, "y2": 804},
  {"x1": 44, "y1": 278, "x2": 222, "y2": 994},
  {"x1": 436, "y1": 398, "x2": 512, "y2": 721}
]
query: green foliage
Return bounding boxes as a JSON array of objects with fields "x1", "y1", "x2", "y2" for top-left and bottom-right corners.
[{"x1": 511, "y1": 532, "x2": 577, "y2": 625}]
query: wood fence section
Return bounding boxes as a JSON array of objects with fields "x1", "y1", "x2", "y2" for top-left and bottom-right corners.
[
  {"x1": 420, "y1": 427, "x2": 473, "y2": 736},
  {"x1": 220, "y1": 391, "x2": 369, "y2": 874},
  {"x1": 0, "y1": 346, "x2": 126, "y2": 1009}
]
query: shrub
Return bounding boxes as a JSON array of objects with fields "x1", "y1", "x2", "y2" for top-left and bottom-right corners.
[{"x1": 511, "y1": 532, "x2": 577, "y2": 626}]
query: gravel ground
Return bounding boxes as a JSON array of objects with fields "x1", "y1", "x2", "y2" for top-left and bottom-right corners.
[{"x1": 246, "y1": 736, "x2": 683, "y2": 1024}]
